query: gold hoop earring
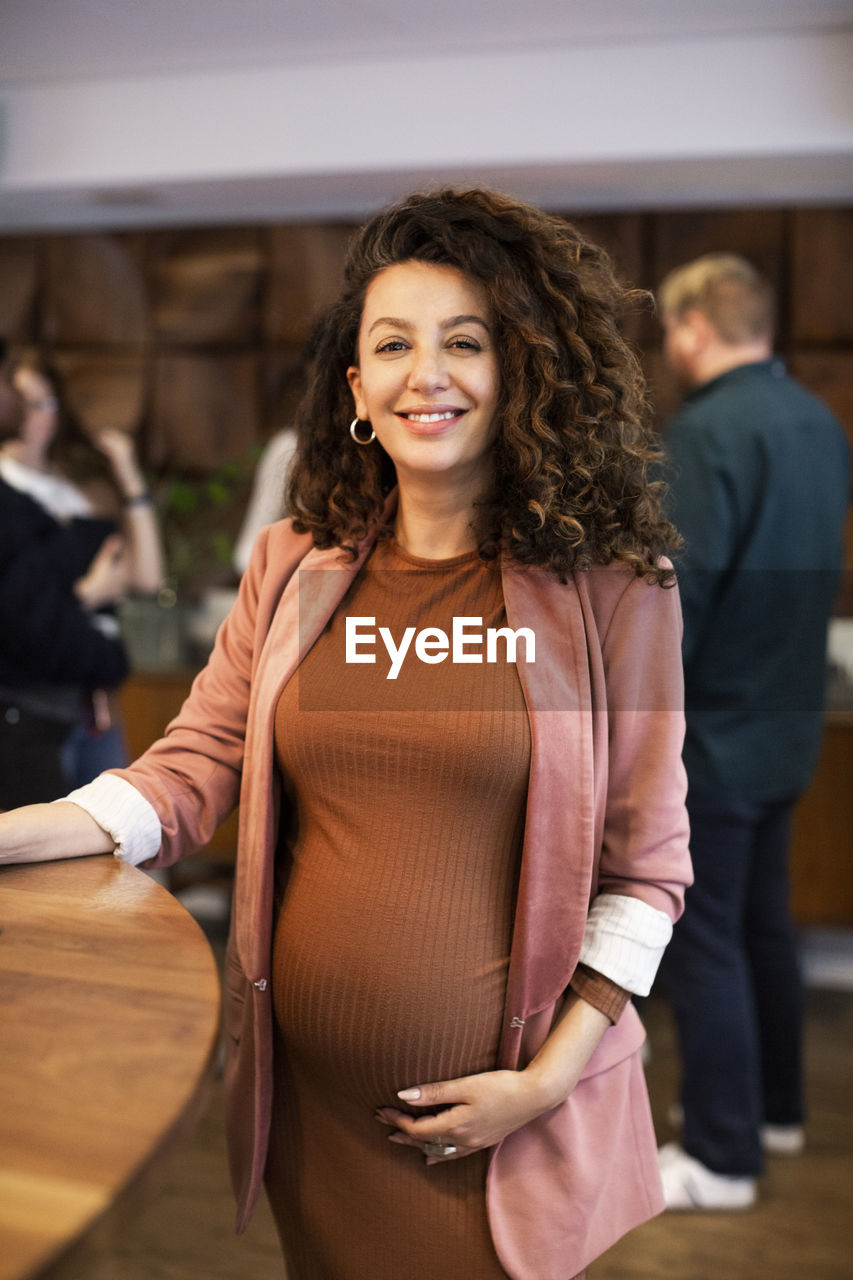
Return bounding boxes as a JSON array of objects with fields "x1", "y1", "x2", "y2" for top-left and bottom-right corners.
[{"x1": 349, "y1": 417, "x2": 375, "y2": 445}]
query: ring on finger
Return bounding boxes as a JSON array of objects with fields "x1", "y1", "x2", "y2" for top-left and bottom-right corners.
[{"x1": 424, "y1": 1139, "x2": 457, "y2": 1158}]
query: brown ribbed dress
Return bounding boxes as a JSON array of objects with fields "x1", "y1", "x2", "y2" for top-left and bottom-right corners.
[{"x1": 266, "y1": 538, "x2": 533, "y2": 1279}]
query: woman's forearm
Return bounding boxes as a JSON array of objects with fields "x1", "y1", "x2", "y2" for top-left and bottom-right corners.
[
  {"x1": 94, "y1": 429, "x2": 165, "y2": 595},
  {"x1": 122, "y1": 502, "x2": 166, "y2": 594},
  {"x1": 522, "y1": 991, "x2": 611, "y2": 1112},
  {"x1": 0, "y1": 802, "x2": 114, "y2": 865}
]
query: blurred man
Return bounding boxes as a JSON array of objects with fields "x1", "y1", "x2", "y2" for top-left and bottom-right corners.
[{"x1": 655, "y1": 254, "x2": 850, "y2": 1209}]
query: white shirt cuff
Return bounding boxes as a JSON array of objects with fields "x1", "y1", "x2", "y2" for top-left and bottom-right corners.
[
  {"x1": 56, "y1": 774, "x2": 162, "y2": 867},
  {"x1": 579, "y1": 893, "x2": 673, "y2": 997}
]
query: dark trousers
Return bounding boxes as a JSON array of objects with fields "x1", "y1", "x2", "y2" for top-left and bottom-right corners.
[
  {"x1": 659, "y1": 789, "x2": 804, "y2": 1177},
  {"x1": 60, "y1": 720, "x2": 127, "y2": 789},
  {"x1": 0, "y1": 701, "x2": 70, "y2": 808}
]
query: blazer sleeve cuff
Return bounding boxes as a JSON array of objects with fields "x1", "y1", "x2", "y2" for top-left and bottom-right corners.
[
  {"x1": 56, "y1": 773, "x2": 162, "y2": 867},
  {"x1": 579, "y1": 893, "x2": 673, "y2": 996}
]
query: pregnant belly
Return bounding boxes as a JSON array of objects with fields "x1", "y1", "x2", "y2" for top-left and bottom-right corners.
[{"x1": 271, "y1": 853, "x2": 511, "y2": 1111}]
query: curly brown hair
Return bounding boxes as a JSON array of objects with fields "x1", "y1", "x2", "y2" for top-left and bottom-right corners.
[{"x1": 288, "y1": 187, "x2": 679, "y2": 583}]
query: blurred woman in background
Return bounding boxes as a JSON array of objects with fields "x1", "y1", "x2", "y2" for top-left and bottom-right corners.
[{"x1": 0, "y1": 349, "x2": 164, "y2": 803}]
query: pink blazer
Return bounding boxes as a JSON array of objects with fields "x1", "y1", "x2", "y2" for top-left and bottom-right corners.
[{"x1": 116, "y1": 517, "x2": 690, "y2": 1279}]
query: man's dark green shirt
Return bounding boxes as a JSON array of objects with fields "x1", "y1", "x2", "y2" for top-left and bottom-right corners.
[{"x1": 663, "y1": 359, "x2": 849, "y2": 801}]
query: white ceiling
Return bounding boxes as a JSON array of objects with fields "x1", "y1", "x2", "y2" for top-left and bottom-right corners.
[
  {"x1": 2, "y1": 0, "x2": 852, "y2": 82},
  {"x1": 1, "y1": 0, "x2": 852, "y2": 229}
]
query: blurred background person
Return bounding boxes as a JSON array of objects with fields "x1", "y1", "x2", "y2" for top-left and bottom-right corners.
[
  {"x1": 233, "y1": 329, "x2": 321, "y2": 575},
  {"x1": 654, "y1": 254, "x2": 850, "y2": 1209},
  {"x1": 0, "y1": 348, "x2": 165, "y2": 803},
  {"x1": 232, "y1": 426, "x2": 297, "y2": 575}
]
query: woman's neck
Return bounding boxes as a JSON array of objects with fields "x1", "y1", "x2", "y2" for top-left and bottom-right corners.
[
  {"x1": 393, "y1": 485, "x2": 480, "y2": 560},
  {"x1": 1, "y1": 439, "x2": 51, "y2": 474}
]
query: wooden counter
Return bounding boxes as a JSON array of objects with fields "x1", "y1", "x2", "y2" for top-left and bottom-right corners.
[
  {"x1": 791, "y1": 712, "x2": 853, "y2": 925},
  {"x1": 0, "y1": 855, "x2": 221, "y2": 1280}
]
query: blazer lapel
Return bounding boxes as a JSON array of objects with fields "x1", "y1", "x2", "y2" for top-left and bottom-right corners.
[
  {"x1": 234, "y1": 537, "x2": 377, "y2": 975},
  {"x1": 498, "y1": 562, "x2": 597, "y2": 1064}
]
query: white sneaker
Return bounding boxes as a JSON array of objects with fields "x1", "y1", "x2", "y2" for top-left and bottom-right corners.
[
  {"x1": 761, "y1": 1123, "x2": 805, "y2": 1155},
  {"x1": 666, "y1": 1105, "x2": 802, "y2": 1156},
  {"x1": 658, "y1": 1142, "x2": 757, "y2": 1210}
]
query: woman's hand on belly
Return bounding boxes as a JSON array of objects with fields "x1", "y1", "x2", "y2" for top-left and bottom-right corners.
[
  {"x1": 374, "y1": 992, "x2": 612, "y2": 1162},
  {"x1": 373, "y1": 1066, "x2": 558, "y2": 1163}
]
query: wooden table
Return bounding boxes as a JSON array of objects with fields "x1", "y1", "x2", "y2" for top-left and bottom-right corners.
[{"x1": 0, "y1": 855, "x2": 221, "y2": 1280}]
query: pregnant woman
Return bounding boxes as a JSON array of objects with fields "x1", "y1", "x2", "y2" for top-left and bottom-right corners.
[{"x1": 0, "y1": 188, "x2": 691, "y2": 1279}]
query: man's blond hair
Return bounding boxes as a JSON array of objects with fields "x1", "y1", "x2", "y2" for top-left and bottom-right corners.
[{"x1": 657, "y1": 253, "x2": 775, "y2": 345}]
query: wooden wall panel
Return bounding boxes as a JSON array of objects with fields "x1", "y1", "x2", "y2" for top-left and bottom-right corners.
[
  {"x1": 788, "y1": 351, "x2": 853, "y2": 615},
  {"x1": 52, "y1": 350, "x2": 148, "y2": 436},
  {"x1": 789, "y1": 350, "x2": 853, "y2": 437},
  {"x1": 790, "y1": 209, "x2": 853, "y2": 346},
  {"x1": 641, "y1": 347, "x2": 683, "y2": 430},
  {"x1": 792, "y1": 722, "x2": 853, "y2": 923},
  {"x1": 569, "y1": 213, "x2": 647, "y2": 287},
  {"x1": 262, "y1": 346, "x2": 311, "y2": 434},
  {"x1": 151, "y1": 228, "x2": 263, "y2": 346},
  {"x1": 651, "y1": 208, "x2": 786, "y2": 277},
  {"x1": 44, "y1": 234, "x2": 148, "y2": 345},
  {"x1": 266, "y1": 223, "x2": 355, "y2": 345},
  {"x1": 0, "y1": 237, "x2": 40, "y2": 345},
  {"x1": 569, "y1": 212, "x2": 652, "y2": 344},
  {"x1": 149, "y1": 352, "x2": 260, "y2": 469}
]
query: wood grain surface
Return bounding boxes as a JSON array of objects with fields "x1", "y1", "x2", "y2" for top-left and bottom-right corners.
[{"x1": 0, "y1": 855, "x2": 221, "y2": 1280}]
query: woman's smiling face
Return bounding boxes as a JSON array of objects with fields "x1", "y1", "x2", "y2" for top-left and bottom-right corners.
[{"x1": 347, "y1": 260, "x2": 500, "y2": 497}]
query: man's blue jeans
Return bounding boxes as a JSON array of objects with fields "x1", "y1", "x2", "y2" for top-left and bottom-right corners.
[{"x1": 658, "y1": 789, "x2": 804, "y2": 1176}]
